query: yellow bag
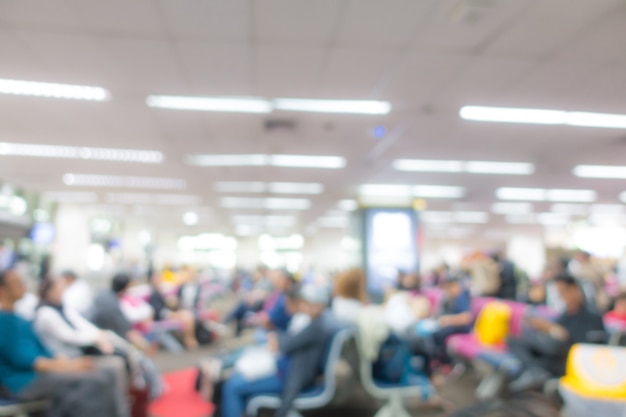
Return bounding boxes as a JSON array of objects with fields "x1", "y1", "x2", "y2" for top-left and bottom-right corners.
[{"x1": 474, "y1": 301, "x2": 512, "y2": 346}]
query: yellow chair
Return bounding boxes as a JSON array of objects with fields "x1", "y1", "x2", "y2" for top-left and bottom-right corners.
[{"x1": 474, "y1": 301, "x2": 512, "y2": 347}]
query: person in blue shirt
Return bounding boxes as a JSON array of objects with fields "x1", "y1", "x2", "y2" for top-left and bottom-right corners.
[{"x1": 0, "y1": 268, "x2": 121, "y2": 417}]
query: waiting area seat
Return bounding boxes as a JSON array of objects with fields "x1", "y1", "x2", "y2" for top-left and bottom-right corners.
[
  {"x1": 246, "y1": 327, "x2": 354, "y2": 417},
  {"x1": 0, "y1": 399, "x2": 49, "y2": 417}
]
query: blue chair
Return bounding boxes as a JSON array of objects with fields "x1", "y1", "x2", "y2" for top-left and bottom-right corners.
[
  {"x1": 0, "y1": 398, "x2": 49, "y2": 417},
  {"x1": 246, "y1": 327, "x2": 354, "y2": 417},
  {"x1": 356, "y1": 333, "x2": 434, "y2": 417}
]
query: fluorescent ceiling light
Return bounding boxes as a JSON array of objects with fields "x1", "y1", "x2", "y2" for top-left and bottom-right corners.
[
  {"x1": 464, "y1": 161, "x2": 534, "y2": 175},
  {"x1": 269, "y1": 154, "x2": 346, "y2": 169},
  {"x1": 496, "y1": 187, "x2": 596, "y2": 203},
  {"x1": 0, "y1": 143, "x2": 162, "y2": 163},
  {"x1": 41, "y1": 191, "x2": 98, "y2": 204},
  {"x1": 537, "y1": 212, "x2": 570, "y2": 225},
  {"x1": 187, "y1": 154, "x2": 345, "y2": 169},
  {"x1": 413, "y1": 185, "x2": 465, "y2": 199},
  {"x1": 590, "y1": 204, "x2": 625, "y2": 214},
  {"x1": 573, "y1": 165, "x2": 626, "y2": 179},
  {"x1": 505, "y1": 214, "x2": 537, "y2": 224},
  {"x1": 63, "y1": 174, "x2": 186, "y2": 190},
  {"x1": 421, "y1": 211, "x2": 453, "y2": 224},
  {"x1": 182, "y1": 211, "x2": 199, "y2": 226},
  {"x1": 317, "y1": 216, "x2": 349, "y2": 228},
  {"x1": 146, "y1": 96, "x2": 272, "y2": 113},
  {"x1": 232, "y1": 215, "x2": 296, "y2": 227},
  {"x1": 0, "y1": 78, "x2": 109, "y2": 101},
  {"x1": 454, "y1": 211, "x2": 489, "y2": 224},
  {"x1": 220, "y1": 197, "x2": 310, "y2": 210},
  {"x1": 460, "y1": 106, "x2": 626, "y2": 129},
  {"x1": 215, "y1": 182, "x2": 324, "y2": 194},
  {"x1": 273, "y1": 98, "x2": 391, "y2": 115},
  {"x1": 338, "y1": 199, "x2": 358, "y2": 211},
  {"x1": 104, "y1": 193, "x2": 200, "y2": 205},
  {"x1": 550, "y1": 204, "x2": 589, "y2": 216},
  {"x1": 491, "y1": 202, "x2": 534, "y2": 215},
  {"x1": 359, "y1": 185, "x2": 413, "y2": 197},
  {"x1": 393, "y1": 159, "x2": 463, "y2": 172},
  {"x1": 393, "y1": 159, "x2": 533, "y2": 175}
]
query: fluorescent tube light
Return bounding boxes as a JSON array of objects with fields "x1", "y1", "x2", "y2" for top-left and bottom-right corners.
[
  {"x1": 183, "y1": 211, "x2": 199, "y2": 226},
  {"x1": 146, "y1": 96, "x2": 272, "y2": 113},
  {"x1": 491, "y1": 202, "x2": 534, "y2": 215},
  {"x1": 0, "y1": 78, "x2": 109, "y2": 101},
  {"x1": 505, "y1": 214, "x2": 537, "y2": 224},
  {"x1": 464, "y1": 161, "x2": 534, "y2": 175},
  {"x1": 187, "y1": 154, "x2": 268, "y2": 167},
  {"x1": 317, "y1": 216, "x2": 350, "y2": 228},
  {"x1": 550, "y1": 204, "x2": 589, "y2": 216},
  {"x1": 63, "y1": 174, "x2": 186, "y2": 190},
  {"x1": 497, "y1": 187, "x2": 596, "y2": 202},
  {"x1": 104, "y1": 193, "x2": 200, "y2": 205},
  {"x1": 338, "y1": 199, "x2": 358, "y2": 211},
  {"x1": 461, "y1": 106, "x2": 626, "y2": 129},
  {"x1": 590, "y1": 204, "x2": 625, "y2": 214},
  {"x1": 268, "y1": 182, "x2": 324, "y2": 194},
  {"x1": 573, "y1": 165, "x2": 626, "y2": 179},
  {"x1": 232, "y1": 215, "x2": 296, "y2": 227},
  {"x1": 0, "y1": 143, "x2": 163, "y2": 163},
  {"x1": 537, "y1": 212, "x2": 570, "y2": 225},
  {"x1": 454, "y1": 211, "x2": 490, "y2": 224},
  {"x1": 413, "y1": 185, "x2": 465, "y2": 199},
  {"x1": 420, "y1": 211, "x2": 453, "y2": 224},
  {"x1": 215, "y1": 182, "x2": 266, "y2": 193},
  {"x1": 359, "y1": 185, "x2": 413, "y2": 197},
  {"x1": 220, "y1": 197, "x2": 310, "y2": 210},
  {"x1": 269, "y1": 155, "x2": 346, "y2": 169},
  {"x1": 41, "y1": 191, "x2": 99, "y2": 204},
  {"x1": 273, "y1": 98, "x2": 391, "y2": 115},
  {"x1": 393, "y1": 159, "x2": 463, "y2": 173}
]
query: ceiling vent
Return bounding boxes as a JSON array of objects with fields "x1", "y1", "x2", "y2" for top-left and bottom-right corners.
[{"x1": 264, "y1": 118, "x2": 297, "y2": 133}]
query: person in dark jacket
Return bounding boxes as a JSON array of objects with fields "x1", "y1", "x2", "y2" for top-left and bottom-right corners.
[
  {"x1": 221, "y1": 284, "x2": 331, "y2": 417},
  {"x1": 147, "y1": 273, "x2": 198, "y2": 349}
]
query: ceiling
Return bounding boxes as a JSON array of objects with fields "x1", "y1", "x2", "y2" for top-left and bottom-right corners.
[{"x1": 1, "y1": 0, "x2": 626, "y2": 236}]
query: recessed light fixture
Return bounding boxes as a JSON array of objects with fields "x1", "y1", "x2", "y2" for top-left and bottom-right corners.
[
  {"x1": 394, "y1": 159, "x2": 534, "y2": 175},
  {"x1": 63, "y1": 174, "x2": 186, "y2": 190},
  {"x1": 215, "y1": 182, "x2": 324, "y2": 195},
  {"x1": 232, "y1": 215, "x2": 296, "y2": 227},
  {"x1": 338, "y1": 199, "x2": 358, "y2": 211},
  {"x1": 105, "y1": 193, "x2": 201, "y2": 205},
  {"x1": 187, "y1": 154, "x2": 346, "y2": 169},
  {"x1": 491, "y1": 202, "x2": 534, "y2": 215},
  {"x1": 182, "y1": 211, "x2": 199, "y2": 226},
  {"x1": 273, "y1": 98, "x2": 391, "y2": 115},
  {"x1": 220, "y1": 197, "x2": 310, "y2": 210},
  {"x1": 146, "y1": 96, "x2": 272, "y2": 113},
  {"x1": 359, "y1": 184, "x2": 464, "y2": 199},
  {"x1": 573, "y1": 165, "x2": 626, "y2": 179},
  {"x1": 0, "y1": 78, "x2": 109, "y2": 101},
  {"x1": 147, "y1": 95, "x2": 392, "y2": 115},
  {"x1": 550, "y1": 204, "x2": 589, "y2": 216},
  {"x1": 41, "y1": 191, "x2": 99, "y2": 204},
  {"x1": 460, "y1": 106, "x2": 626, "y2": 129},
  {"x1": 0, "y1": 143, "x2": 163, "y2": 163},
  {"x1": 496, "y1": 187, "x2": 596, "y2": 203}
]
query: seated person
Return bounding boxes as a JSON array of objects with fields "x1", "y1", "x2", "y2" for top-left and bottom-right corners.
[
  {"x1": 147, "y1": 273, "x2": 198, "y2": 349},
  {"x1": 0, "y1": 268, "x2": 122, "y2": 417},
  {"x1": 507, "y1": 274, "x2": 605, "y2": 392},
  {"x1": 224, "y1": 266, "x2": 272, "y2": 337},
  {"x1": 409, "y1": 277, "x2": 472, "y2": 383},
  {"x1": 332, "y1": 268, "x2": 367, "y2": 324},
  {"x1": 248, "y1": 269, "x2": 295, "y2": 333},
  {"x1": 34, "y1": 277, "x2": 129, "y2": 417},
  {"x1": 61, "y1": 270, "x2": 94, "y2": 317},
  {"x1": 605, "y1": 292, "x2": 626, "y2": 326},
  {"x1": 220, "y1": 284, "x2": 331, "y2": 417}
]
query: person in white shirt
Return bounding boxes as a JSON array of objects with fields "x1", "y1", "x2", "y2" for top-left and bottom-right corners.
[
  {"x1": 61, "y1": 270, "x2": 94, "y2": 316},
  {"x1": 33, "y1": 277, "x2": 130, "y2": 417},
  {"x1": 332, "y1": 269, "x2": 368, "y2": 324}
]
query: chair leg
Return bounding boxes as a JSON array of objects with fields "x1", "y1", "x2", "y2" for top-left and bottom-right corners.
[
  {"x1": 374, "y1": 393, "x2": 411, "y2": 417},
  {"x1": 476, "y1": 371, "x2": 507, "y2": 400},
  {"x1": 286, "y1": 410, "x2": 303, "y2": 417}
]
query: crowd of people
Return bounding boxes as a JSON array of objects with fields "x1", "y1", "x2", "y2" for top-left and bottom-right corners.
[{"x1": 0, "y1": 249, "x2": 624, "y2": 417}]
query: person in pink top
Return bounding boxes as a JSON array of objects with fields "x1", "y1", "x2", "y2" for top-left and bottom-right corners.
[{"x1": 605, "y1": 292, "x2": 626, "y2": 326}]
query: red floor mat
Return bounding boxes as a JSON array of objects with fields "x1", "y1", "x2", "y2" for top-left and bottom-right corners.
[{"x1": 148, "y1": 368, "x2": 214, "y2": 417}]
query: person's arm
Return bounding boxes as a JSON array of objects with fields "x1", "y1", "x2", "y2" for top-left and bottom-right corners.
[
  {"x1": 277, "y1": 320, "x2": 321, "y2": 356},
  {"x1": 121, "y1": 299, "x2": 154, "y2": 324},
  {"x1": 34, "y1": 356, "x2": 94, "y2": 373},
  {"x1": 439, "y1": 312, "x2": 472, "y2": 327},
  {"x1": 36, "y1": 307, "x2": 99, "y2": 346}
]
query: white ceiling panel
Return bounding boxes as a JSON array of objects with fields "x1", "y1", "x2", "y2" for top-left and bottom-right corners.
[{"x1": 253, "y1": 0, "x2": 344, "y2": 45}]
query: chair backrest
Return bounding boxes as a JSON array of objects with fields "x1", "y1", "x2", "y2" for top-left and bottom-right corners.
[
  {"x1": 498, "y1": 300, "x2": 528, "y2": 337},
  {"x1": 421, "y1": 288, "x2": 444, "y2": 316},
  {"x1": 470, "y1": 297, "x2": 494, "y2": 319},
  {"x1": 319, "y1": 327, "x2": 354, "y2": 394}
]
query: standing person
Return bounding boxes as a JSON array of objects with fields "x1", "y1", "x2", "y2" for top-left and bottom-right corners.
[
  {"x1": 569, "y1": 250, "x2": 608, "y2": 310},
  {"x1": 61, "y1": 270, "x2": 94, "y2": 316},
  {"x1": 506, "y1": 274, "x2": 605, "y2": 392},
  {"x1": 491, "y1": 252, "x2": 518, "y2": 301},
  {"x1": 0, "y1": 268, "x2": 118, "y2": 417}
]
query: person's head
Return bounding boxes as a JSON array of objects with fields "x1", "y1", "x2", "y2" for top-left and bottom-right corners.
[
  {"x1": 60, "y1": 270, "x2": 78, "y2": 284},
  {"x1": 111, "y1": 273, "x2": 133, "y2": 296},
  {"x1": 298, "y1": 284, "x2": 329, "y2": 318},
  {"x1": 398, "y1": 272, "x2": 421, "y2": 292},
  {"x1": 270, "y1": 269, "x2": 295, "y2": 292},
  {"x1": 39, "y1": 277, "x2": 66, "y2": 306},
  {"x1": 554, "y1": 274, "x2": 584, "y2": 312},
  {"x1": 149, "y1": 271, "x2": 162, "y2": 287},
  {"x1": 574, "y1": 250, "x2": 591, "y2": 263},
  {"x1": 614, "y1": 292, "x2": 626, "y2": 315},
  {"x1": 443, "y1": 277, "x2": 463, "y2": 298},
  {"x1": 0, "y1": 268, "x2": 26, "y2": 307},
  {"x1": 334, "y1": 268, "x2": 368, "y2": 302},
  {"x1": 285, "y1": 285, "x2": 303, "y2": 316}
]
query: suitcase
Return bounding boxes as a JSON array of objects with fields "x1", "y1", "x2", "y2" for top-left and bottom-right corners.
[{"x1": 129, "y1": 386, "x2": 149, "y2": 417}]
